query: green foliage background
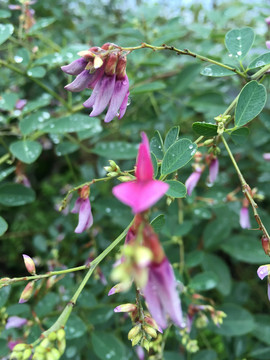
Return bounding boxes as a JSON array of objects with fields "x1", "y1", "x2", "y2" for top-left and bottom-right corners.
[{"x1": 1, "y1": 0, "x2": 270, "y2": 359}]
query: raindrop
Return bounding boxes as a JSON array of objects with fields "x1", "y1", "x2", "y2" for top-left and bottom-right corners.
[
  {"x1": 13, "y1": 110, "x2": 21, "y2": 116},
  {"x1": 228, "y1": 54, "x2": 233, "y2": 57},
  {"x1": 237, "y1": 51, "x2": 242, "y2": 56},
  {"x1": 205, "y1": 179, "x2": 214, "y2": 188},
  {"x1": 14, "y1": 56, "x2": 23, "y2": 63},
  {"x1": 191, "y1": 149, "x2": 196, "y2": 156},
  {"x1": 203, "y1": 67, "x2": 213, "y2": 76},
  {"x1": 127, "y1": 97, "x2": 131, "y2": 106},
  {"x1": 189, "y1": 144, "x2": 194, "y2": 150},
  {"x1": 105, "y1": 207, "x2": 111, "y2": 213},
  {"x1": 255, "y1": 60, "x2": 265, "y2": 67},
  {"x1": 237, "y1": 36, "x2": 241, "y2": 40}
]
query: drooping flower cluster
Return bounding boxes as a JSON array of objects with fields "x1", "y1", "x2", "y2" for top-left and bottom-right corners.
[
  {"x1": 71, "y1": 185, "x2": 93, "y2": 233},
  {"x1": 62, "y1": 43, "x2": 130, "y2": 123}
]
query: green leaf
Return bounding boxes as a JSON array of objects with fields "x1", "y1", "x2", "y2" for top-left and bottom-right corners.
[
  {"x1": 161, "y1": 139, "x2": 197, "y2": 175},
  {"x1": 0, "y1": 216, "x2": 8, "y2": 236},
  {"x1": 202, "y1": 253, "x2": 232, "y2": 296},
  {"x1": 193, "y1": 350, "x2": 218, "y2": 360},
  {"x1": 132, "y1": 81, "x2": 166, "y2": 94},
  {"x1": 203, "y1": 218, "x2": 232, "y2": 249},
  {"x1": 66, "y1": 315, "x2": 87, "y2": 340},
  {"x1": 10, "y1": 140, "x2": 42, "y2": 164},
  {"x1": 164, "y1": 126, "x2": 180, "y2": 151},
  {"x1": 249, "y1": 347, "x2": 270, "y2": 360},
  {"x1": 27, "y1": 66, "x2": 46, "y2": 78},
  {"x1": 0, "y1": 23, "x2": 14, "y2": 45},
  {"x1": 212, "y1": 304, "x2": 255, "y2": 336},
  {"x1": 20, "y1": 111, "x2": 51, "y2": 135},
  {"x1": 189, "y1": 271, "x2": 218, "y2": 291},
  {"x1": 22, "y1": 94, "x2": 52, "y2": 115},
  {"x1": 252, "y1": 315, "x2": 270, "y2": 346},
  {"x1": 235, "y1": 81, "x2": 267, "y2": 127},
  {"x1": 28, "y1": 17, "x2": 55, "y2": 34},
  {"x1": 151, "y1": 214, "x2": 165, "y2": 232},
  {"x1": 0, "y1": 339, "x2": 9, "y2": 357},
  {"x1": 150, "y1": 131, "x2": 164, "y2": 159},
  {"x1": 225, "y1": 27, "x2": 255, "y2": 60},
  {"x1": 230, "y1": 127, "x2": 249, "y2": 144},
  {"x1": 151, "y1": 152, "x2": 158, "y2": 178},
  {"x1": 92, "y1": 332, "x2": 126, "y2": 360},
  {"x1": 0, "y1": 286, "x2": 10, "y2": 307},
  {"x1": 0, "y1": 93, "x2": 18, "y2": 111},
  {"x1": 42, "y1": 114, "x2": 101, "y2": 134},
  {"x1": 192, "y1": 122, "x2": 218, "y2": 136},
  {"x1": 35, "y1": 293, "x2": 59, "y2": 318},
  {"x1": 55, "y1": 142, "x2": 79, "y2": 156},
  {"x1": 92, "y1": 141, "x2": 138, "y2": 160},
  {"x1": 248, "y1": 52, "x2": 270, "y2": 70},
  {"x1": 165, "y1": 180, "x2": 186, "y2": 198},
  {"x1": 0, "y1": 166, "x2": 16, "y2": 181},
  {"x1": 200, "y1": 64, "x2": 236, "y2": 77},
  {"x1": 221, "y1": 235, "x2": 269, "y2": 264},
  {"x1": 0, "y1": 10, "x2": 11, "y2": 19},
  {"x1": 0, "y1": 183, "x2": 35, "y2": 206}
]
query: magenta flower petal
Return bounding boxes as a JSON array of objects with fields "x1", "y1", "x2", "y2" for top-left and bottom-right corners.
[
  {"x1": 61, "y1": 58, "x2": 87, "y2": 75},
  {"x1": 90, "y1": 74, "x2": 116, "y2": 117},
  {"x1": 263, "y1": 153, "x2": 270, "y2": 161},
  {"x1": 104, "y1": 75, "x2": 129, "y2": 123},
  {"x1": 6, "y1": 316, "x2": 27, "y2": 329},
  {"x1": 64, "y1": 69, "x2": 92, "y2": 92},
  {"x1": 87, "y1": 65, "x2": 105, "y2": 89},
  {"x1": 113, "y1": 180, "x2": 169, "y2": 214},
  {"x1": 135, "y1": 132, "x2": 154, "y2": 181},
  {"x1": 185, "y1": 170, "x2": 202, "y2": 196},
  {"x1": 239, "y1": 207, "x2": 251, "y2": 229},
  {"x1": 266, "y1": 41, "x2": 270, "y2": 50},
  {"x1": 71, "y1": 198, "x2": 83, "y2": 214},
  {"x1": 15, "y1": 99, "x2": 27, "y2": 110},
  {"x1": 118, "y1": 91, "x2": 129, "y2": 119},
  {"x1": 74, "y1": 198, "x2": 93, "y2": 233},
  {"x1": 257, "y1": 265, "x2": 269, "y2": 280},
  {"x1": 143, "y1": 258, "x2": 184, "y2": 329},
  {"x1": 209, "y1": 158, "x2": 219, "y2": 184}
]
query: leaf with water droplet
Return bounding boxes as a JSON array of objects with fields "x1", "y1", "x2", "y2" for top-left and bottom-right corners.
[
  {"x1": 161, "y1": 139, "x2": 197, "y2": 175},
  {"x1": 225, "y1": 27, "x2": 255, "y2": 61},
  {"x1": 0, "y1": 183, "x2": 35, "y2": 206},
  {"x1": 150, "y1": 130, "x2": 164, "y2": 160},
  {"x1": 164, "y1": 126, "x2": 180, "y2": 151},
  {"x1": 10, "y1": 140, "x2": 42, "y2": 164},
  {"x1": 235, "y1": 81, "x2": 267, "y2": 127},
  {"x1": 20, "y1": 111, "x2": 51, "y2": 135},
  {"x1": 92, "y1": 141, "x2": 138, "y2": 160},
  {"x1": 42, "y1": 114, "x2": 101, "y2": 134},
  {"x1": 192, "y1": 122, "x2": 218, "y2": 136},
  {"x1": 0, "y1": 166, "x2": 15, "y2": 181},
  {"x1": 55, "y1": 141, "x2": 79, "y2": 156},
  {"x1": 91, "y1": 331, "x2": 125, "y2": 360},
  {"x1": 151, "y1": 152, "x2": 158, "y2": 178},
  {"x1": 248, "y1": 52, "x2": 270, "y2": 70},
  {"x1": 0, "y1": 23, "x2": 14, "y2": 45},
  {"x1": 200, "y1": 64, "x2": 237, "y2": 77},
  {"x1": 27, "y1": 66, "x2": 46, "y2": 78}
]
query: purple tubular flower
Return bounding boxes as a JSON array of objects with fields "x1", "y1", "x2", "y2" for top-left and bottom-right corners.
[
  {"x1": 185, "y1": 169, "x2": 202, "y2": 196},
  {"x1": 263, "y1": 153, "x2": 270, "y2": 161},
  {"x1": 257, "y1": 265, "x2": 269, "y2": 280},
  {"x1": 143, "y1": 257, "x2": 184, "y2": 329},
  {"x1": 61, "y1": 58, "x2": 88, "y2": 75},
  {"x1": 6, "y1": 316, "x2": 27, "y2": 330},
  {"x1": 71, "y1": 198, "x2": 93, "y2": 233},
  {"x1": 209, "y1": 158, "x2": 219, "y2": 184},
  {"x1": 239, "y1": 207, "x2": 251, "y2": 229},
  {"x1": 89, "y1": 74, "x2": 116, "y2": 117},
  {"x1": 104, "y1": 75, "x2": 129, "y2": 123},
  {"x1": 64, "y1": 69, "x2": 93, "y2": 92}
]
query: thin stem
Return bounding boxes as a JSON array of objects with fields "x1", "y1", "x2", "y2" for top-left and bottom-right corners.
[{"x1": 41, "y1": 219, "x2": 133, "y2": 335}]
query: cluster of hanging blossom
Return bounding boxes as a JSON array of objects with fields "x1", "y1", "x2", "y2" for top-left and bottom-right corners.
[
  {"x1": 109, "y1": 133, "x2": 185, "y2": 331},
  {"x1": 61, "y1": 43, "x2": 129, "y2": 123},
  {"x1": 185, "y1": 152, "x2": 219, "y2": 196}
]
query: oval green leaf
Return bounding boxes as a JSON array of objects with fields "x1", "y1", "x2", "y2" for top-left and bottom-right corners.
[
  {"x1": 27, "y1": 66, "x2": 46, "y2": 78},
  {"x1": 92, "y1": 141, "x2": 138, "y2": 160},
  {"x1": 151, "y1": 214, "x2": 165, "y2": 233},
  {"x1": 20, "y1": 111, "x2": 51, "y2": 135},
  {"x1": 225, "y1": 27, "x2": 255, "y2": 60},
  {"x1": 0, "y1": 216, "x2": 8, "y2": 236},
  {"x1": 55, "y1": 142, "x2": 79, "y2": 156},
  {"x1": 200, "y1": 64, "x2": 236, "y2": 77},
  {"x1": 10, "y1": 140, "x2": 42, "y2": 164},
  {"x1": 91, "y1": 331, "x2": 126, "y2": 360},
  {"x1": 0, "y1": 23, "x2": 14, "y2": 45},
  {"x1": 235, "y1": 81, "x2": 267, "y2": 127},
  {"x1": 42, "y1": 114, "x2": 101, "y2": 134},
  {"x1": 0, "y1": 183, "x2": 35, "y2": 206},
  {"x1": 161, "y1": 139, "x2": 197, "y2": 175},
  {"x1": 248, "y1": 52, "x2": 270, "y2": 70},
  {"x1": 164, "y1": 126, "x2": 180, "y2": 151},
  {"x1": 230, "y1": 127, "x2": 249, "y2": 144},
  {"x1": 150, "y1": 131, "x2": 164, "y2": 160},
  {"x1": 189, "y1": 271, "x2": 218, "y2": 291},
  {"x1": 192, "y1": 122, "x2": 218, "y2": 136},
  {"x1": 165, "y1": 180, "x2": 186, "y2": 198}
]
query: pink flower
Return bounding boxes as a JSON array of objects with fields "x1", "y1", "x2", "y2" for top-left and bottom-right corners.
[
  {"x1": 143, "y1": 257, "x2": 184, "y2": 329},
  {"x1": 8, "y1": 340, "x2": 22, "y2": 351},
  {"x1": 266, "y1": 41, "x2": 270, "y2": 50},
  {"x1": 263, "y1": 153, "x2": 270, "y2": 161},
  {"x1": 62, "y1": 44, "x2": 130, "y2": 123},
  {"x1": 185, "y1": 168, "x2": 202, "y2": 196},
  {"x1": 239, "y1": 207, "x2": 251, "y2": 229},
  {"x1": 257, "y1": 265, "x2": 269, "y2": 280},
  {"x1": 71, "y1": 186, "x2": 93, "y2": 233},
  {"x1": 208, "y1": 158, "x2": 219, "y2": 184},
  {"x1": 135, "y1": 346, "x2": 145, "y2": 360},
  {"x1": 266, "y1": 16, "x2": 270, "y2": 25},
  {"x1": 6, "y1": 316, "x2": 27, "y2": 329},
  {"x1": 113, "y1": 133, "x2": 169, "y2": 213},
  {"x1": 15, "y1": 99, "x2": 27, "y2": 110}
]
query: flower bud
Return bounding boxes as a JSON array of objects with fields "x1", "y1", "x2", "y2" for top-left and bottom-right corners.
[
  {"x1": 48, "y1": 348, "x2": 61, "y2": 360},
  {"x1": 203, "y1": 139, "x2": 214, "y2": 146},
  {"x1": 13, "y1": 343, "x2": 29, "y2": 352},
  {"x1": 40, "y1": 338, "x2": 50, "y2": 348},
  {"x1": 48, "y1": 331, "x2": 57, "y2": 342},
  {"x1": 105, "y1": 53, "x2": 118, "y2": 76},
  {"x1": 22, "y1": 254, "x2": 36, "y2": 275},
  {"x1": 128, "y1": 324, "x2": 141, "y2": 340},
  {"x1": 93, "y1": 56, "x2": 103, "y2": 69},
  {"x1": 131, "y1": 333, "x2": 143, "y2": 346},
  {"x1": 34, "y1": 345, "x2": 46, "y2": 354},
  {"x1": 134, "y1": 246, "x2": 153, "y2": 268},
  {"x1": 56, "y1": 328, "x2": 66, "y2": 342},
  {"x1": 261, "y1": 236, "x2": 270, "y2": 255},
  {"x1": 22, "y1": 348, "x2": 32, "y2": 360},
  {"x1": 32, "y1": 353, "x2": 45, "y2": 360},
  {"x1": 143, "y1": 325, "x2": 157, "y2": 339},
  {"x1": 117, "y1": 176, "x2": 134, "y2": 182},
  {"x1": 114, "y1": 303, "x2": 137, "y2": 313},
  {"x1": 10, "y1": 353, "x2": 23, "y2": 360},
  {"x1": 109, "y1": 160, "x2": 120, "y2": 172},
  {"x1": 141, "y1": 338, "x2": 150, "y2": 352},
  {"x1": 104, "y1": 166, "x2": 113, "y2": 172},
  {"x1": 107, "y1": 171, "x2": 119, "y2": 177},
  {"x1": 108, "y1": 281, "x2": 132, "y2": 296},
  {"x1": 19, "y1": 282, "x2": 35, "y2": 304},
  {"x1": 116, "y1": 55, "x2": 127, "y2": 80},
  {"x1": 57, "y1": 338, "x2": 66, "y2": 355},
  {"x1": 144, "y1": 316, "x2": 161, "y2": 332}
]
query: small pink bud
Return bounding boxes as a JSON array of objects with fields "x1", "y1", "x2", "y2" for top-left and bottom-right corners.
[
  {"x1": 19, "y1": 281, "x2": 35, "y2": 304},
  {"x1": 116, "y1": 55, "x2": 127, "y2": 80},
  {"x1": 114, "y1": 303, "x2": 137, "y2": 313},
  {"x1": 22, "y1": 254, "x2": 36, "y2": 275},
  {"x1": 108, "y1": 282, "x2": 131, "y2": 296},
  {"x1": 257, "y1": 265, "x2": 270, "y2": 280},
  {"x1": 105, "y1": 53, "x2": 118, "y2": 76}
]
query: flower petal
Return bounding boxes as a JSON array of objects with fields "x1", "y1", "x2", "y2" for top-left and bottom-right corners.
[
  {"x1": 185, "y1": 170, "x2": 202, "y2": 196},
  {"x1": 104, "y1": 75, "x2": 129, "y2": 123},
  {"x1": 257, "y1": 265, "x2": 269, "y2": 280},
  {"x1": 118, "y1": 91, "x2": 129, "y2": 119},
  {"x1": 71, "y1": 198, "x2": 82, "y2": 214},
  {"x1": 90, "y1": 74, "x2": 116, "y2": 117},
  {"x1": 209, "y1": 158, "x2": 219, "y2": 184},
  {"x1": 112, "y1": 180, "x2": 169, "y2": 213},
  {"x1": 61, "y1": 58, "x2": 87, "y2": 75},
  {"x1": 239, "y1": 207, "x2": 251, "y2": 229},
  {"x1": 64, "y1": 69, "x2": 92, "y2": 92},
  {"x1": 135, "y1": 132, "x2": 153, "y2": 181},
  {"x1": 74, "y1": 198, "x2": 92, "y2": 233}
]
